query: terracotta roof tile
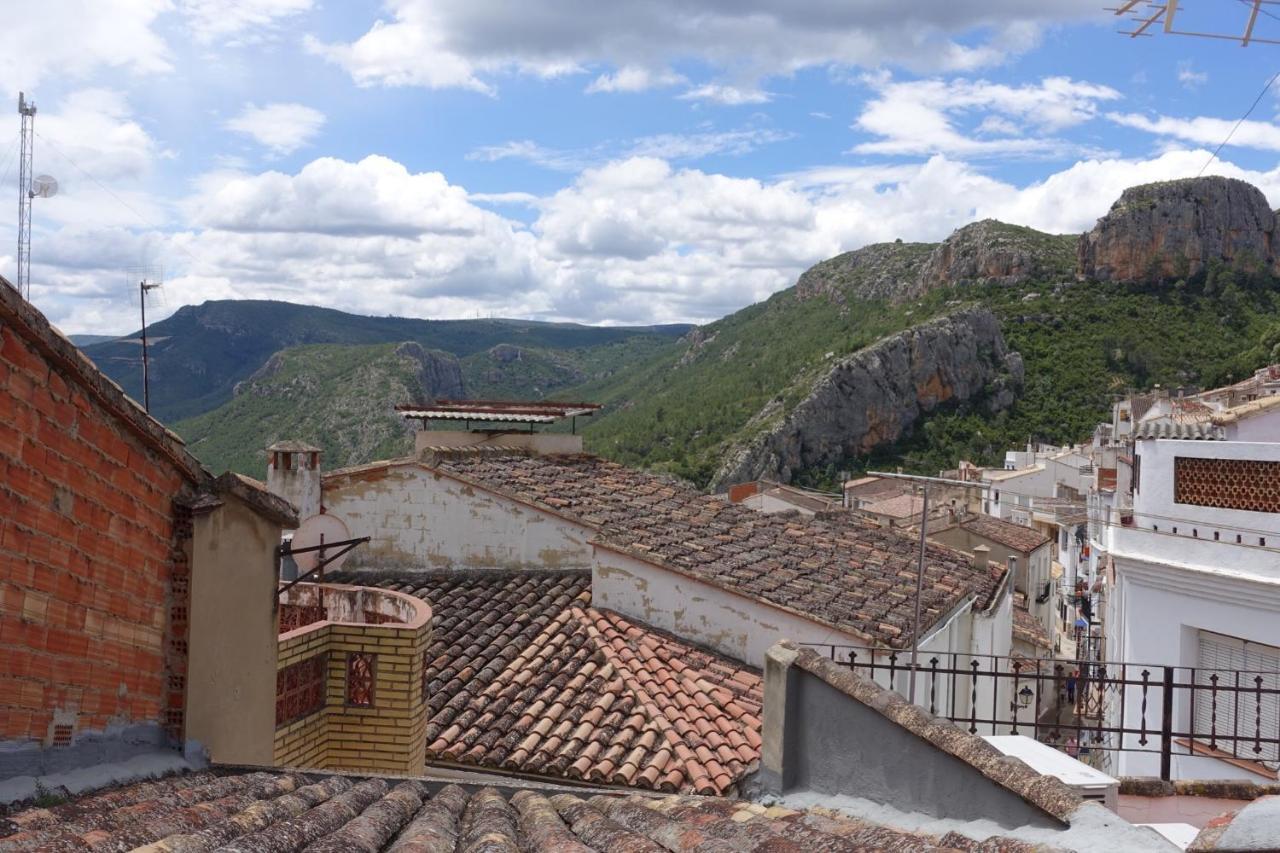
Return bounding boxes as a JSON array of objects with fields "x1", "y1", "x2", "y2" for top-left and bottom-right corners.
[
  {"x1": 958, "y1": 514, "x2": 1051, "y2": 554},
  {"x1": 339, "y1": 569, "x2": 762, "y2": 797},
  {"x1": 422, "y1": 451, "x2": 997, "y2": 649},
  {"x1": 0, "y1": 769, "x2": 1074, "y2": 852}
]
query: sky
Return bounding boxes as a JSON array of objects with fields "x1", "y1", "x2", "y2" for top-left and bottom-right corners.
[{"x1": 4, "y1": 1, "x2": 1280, "y2": 335}]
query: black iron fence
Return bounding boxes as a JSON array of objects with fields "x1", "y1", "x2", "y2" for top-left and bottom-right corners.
[{"x1": 804, "y1": 644, "x2": 1280, "y2": 781}]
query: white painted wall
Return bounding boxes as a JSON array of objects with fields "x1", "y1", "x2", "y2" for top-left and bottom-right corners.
[
  {"x1": 1108, "y1": 555, "x2": 1280, "y2": 781},
  {"x1": 591, "y1": 547, "x2": 872, "y2": 667},
  {"x1": 1129, "y1": 439, "x2": 1280, "y2": 577},
  {"x1": 322, "y1": 464, "x2": 595, "y2": 570},
  {"x1": 1224, "y1": 405, "x2": 1280, "y2": 442}
]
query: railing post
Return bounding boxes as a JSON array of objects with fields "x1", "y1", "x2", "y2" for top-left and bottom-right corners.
[{"x1": 1160, "y1": 667, "x2": 1174, "y2": 781}]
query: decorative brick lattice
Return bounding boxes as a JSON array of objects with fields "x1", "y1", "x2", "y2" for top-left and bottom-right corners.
[
  {"x1": 346, "y1": 652, "x2": 376, "y2": 707},
  {"x1": 275, "y1": 654, "x2": 327, "y2": 727},
  {"x1": 1174, "y1": 456, "x2": 1280, "y2": 514},
  {"x1": 279, "y1": 604, "x2": 326, "y2": 633}
]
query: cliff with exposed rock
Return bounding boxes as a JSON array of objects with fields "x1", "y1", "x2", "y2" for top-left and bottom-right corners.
[
  {"x1": 1079, "y1": 176, "x2": 1279, "y2": 282},
  {"x1": 709, "y1": 307, "x2": 1023, "y2": 490}
]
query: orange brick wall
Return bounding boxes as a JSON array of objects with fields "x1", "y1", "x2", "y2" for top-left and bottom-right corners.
[{"x1": 0, "y1": 320, "x2": 195, "y2": 746}]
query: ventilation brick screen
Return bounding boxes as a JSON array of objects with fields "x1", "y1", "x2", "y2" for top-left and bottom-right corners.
[{"x1": 1174, "y1": 457, "x2": 1280, "y2": 514}]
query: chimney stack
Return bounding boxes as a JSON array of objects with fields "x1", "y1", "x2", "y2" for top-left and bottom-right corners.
[
  {"x1": 266, "y1": 440, "x2": 322, "y2": 521},
  {"x1": 972, "y1": 544, "x2": 990, "y2": 570}
]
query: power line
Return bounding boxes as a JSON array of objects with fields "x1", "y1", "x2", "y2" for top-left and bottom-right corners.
[
  {"x1": 0, "y1": 132, "x2": 19, "y2": 193},
  {"x1": 1197, "y1": 69, "x2": 1280, "y2": 177}
]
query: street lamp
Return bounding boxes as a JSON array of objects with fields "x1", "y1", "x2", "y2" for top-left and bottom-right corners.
[{"x1": 1017, "y1": 685, "x2": 1035, "y2": 709}]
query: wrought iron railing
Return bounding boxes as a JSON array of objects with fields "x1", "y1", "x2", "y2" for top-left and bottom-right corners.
[{"x1": 803, "y1": 644, "x2": 1280, "y2": 781}]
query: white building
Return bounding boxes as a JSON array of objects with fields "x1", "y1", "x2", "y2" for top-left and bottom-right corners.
[{"x1": 1104, "y1": 411, "x2": 1280, "y2": 782}]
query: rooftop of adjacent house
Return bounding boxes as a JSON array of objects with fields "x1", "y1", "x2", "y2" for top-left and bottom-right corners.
[
  {"x1": 0, "y1": 766, "x2": 1068, "y2": 852},
  {"x1": 374, "y1": 449, "x2": 1003, "y2": 650},
  {"x1": 267, "y1": 439, "x2": 322, "y2": 453},
  {"x1": 958, "y1": 513, "x2": 1052, "y2": 555},
  {"x1": 1211, "y1": 393, "x2": 1280, "y2": 426},
  {"x1": 1133, "y1": 421, "x2": 1226, "y2": 441},
  {"x1": 754, "y1": 482, "x2": 839, "y2": 513},
  {"x1": 984, "y1": 464, "x2": 1047, "y2": 482},
  {"x1": 1012, "y1": 592, "x2": 1053, "y2": 651},
  {"x1": 396, "y1": 399, "x2": 601, "y2": 424},
  {"x1": 329, "y1": 569, "x2": 763, "y2": 796},
  {"x1": 856, "y1": 491, "x2": 926, "y2": 519}
]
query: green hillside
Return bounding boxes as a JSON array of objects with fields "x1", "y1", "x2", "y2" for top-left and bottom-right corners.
[
  {"x1": 571, "y1": 241, "x2": 1280, "y2": 489},
  {"x1": 176, "y1": 342, "x2": 448, "y2": 476},
  {"x1": 81, "y1": 300, "x2": 689, "y2": 422}
]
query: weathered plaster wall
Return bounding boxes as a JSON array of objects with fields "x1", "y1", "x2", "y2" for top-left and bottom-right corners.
[
  {"x1": 185, "y1": 495, "x2": 280, "y2": 766},
  {"x1": 591, "y1": 547, "x2": 868, "y2": 667},
  {"x1": 322, "y1": 464, "x2": 594, "y2": 571},
  {"x1": 759, "y1": 645, "x2": 1060, "y2": 830}
]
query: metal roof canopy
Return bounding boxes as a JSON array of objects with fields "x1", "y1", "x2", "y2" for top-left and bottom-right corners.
[{"x1": 396, "y1": 399, "x2": 602, "y2": 426}]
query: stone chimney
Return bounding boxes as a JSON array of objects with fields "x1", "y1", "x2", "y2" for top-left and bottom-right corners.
[
  {"x1": 972, "y1": 544, "x2": 990, "y2": 570},
  {"x1": 266, "y1": 440, "x2": 322, "y2": 521}
]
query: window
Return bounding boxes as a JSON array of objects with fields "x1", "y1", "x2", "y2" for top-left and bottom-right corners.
[
  {"x1": 346, "y1": 652, "x2": 376, "y2": 707},
  {"x1": 1194, "y1": 631, "x2": 1279, "y2": 767},
  {"x1": 1214, "y1": 531, "x2": 1220, "y2": 541}
]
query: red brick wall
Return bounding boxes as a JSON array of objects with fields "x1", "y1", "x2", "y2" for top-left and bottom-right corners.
[{"x1": 0, "y1": 319, "x2": 196, "y2": 746}]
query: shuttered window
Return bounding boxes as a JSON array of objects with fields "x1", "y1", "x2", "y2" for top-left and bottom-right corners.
[{"x1": 1194, "y1": 631, "x2": 1279, "y2": 767}]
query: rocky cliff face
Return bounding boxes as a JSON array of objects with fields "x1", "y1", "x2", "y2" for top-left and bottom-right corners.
[
  {"x1": 394, "y1": 341, "x2": 466, "y2": 401},
  {"x1": 709, "y1": 308, "x2": 1023, "y2": 490},
  {"x1": 794, "y1": 241, "x2": 934, "y2": 303},
  {"x1": 1079, "y1": 176, "x2": 1278, "y2": 282},
  {"x1": 919, "y1": 220, "x2": 1076, "y2": 290}
]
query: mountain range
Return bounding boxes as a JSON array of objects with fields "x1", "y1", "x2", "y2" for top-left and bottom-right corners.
[{"x1": 80, "y1": 175, "x2": 1280, "y2": 487}]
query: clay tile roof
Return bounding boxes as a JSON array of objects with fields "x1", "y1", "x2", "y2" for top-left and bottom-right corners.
[
  {"x1": 334, "y1": 569, "x2": 762, "y2": 796},
  {"x1": 0, "y1": 770, "x2": 1052, "y2": 852},
  {"x1": 959, "y1": 514, "x2": 1050, "y2": 554},
  {"x1": 859, "y1": 492, "x2": 925, "y2": 519},
  {"x1": 427, "y1": 452, "x2": 998, "y2": 649}
]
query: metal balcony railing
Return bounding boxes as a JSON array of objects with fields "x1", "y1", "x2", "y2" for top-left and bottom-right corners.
[{"x1": 803, "y1": 645, "x2": 1280, "y2": 781}]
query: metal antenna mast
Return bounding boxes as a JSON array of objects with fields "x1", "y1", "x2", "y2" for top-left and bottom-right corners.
[
  {"x1": 139, "y1": 278, "x2": 162, "y2": 412},
  {"x1": 16, "y1": 93, "x2": 36, "y2": 299}
]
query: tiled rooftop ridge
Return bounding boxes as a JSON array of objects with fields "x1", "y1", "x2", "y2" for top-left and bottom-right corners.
[
  {"x1": 0, "y1": 769, "x2": 1052, "y2": 852},
  {"x1": 332, "y1": 569, "x2": 762, "y2": 796},
  {"x1": 416, "y1": 450, "x2": 1001, "y2": 649}
]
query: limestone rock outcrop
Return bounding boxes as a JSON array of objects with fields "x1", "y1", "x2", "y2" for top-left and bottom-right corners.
[
  {"x1": 394, "y1": 341, "x2": 466, "y2": 400},
  {"x1": 919, "y1": 220, "x2": 1074, "y2": 290},
  {"x1": 710, "y1": 308, "x2": 1022, "y2": 490},
  {"x1": 1079, "y1": 176, "x2": 1279, "y2": 282},
  {"x1": 795, "y1": 241, "x2": 933, "y2": 303}
]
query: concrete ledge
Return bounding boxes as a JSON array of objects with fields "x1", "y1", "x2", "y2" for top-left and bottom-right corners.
[{"x1": 783, "y1": 641, "x2": 1083, "y2": 824}]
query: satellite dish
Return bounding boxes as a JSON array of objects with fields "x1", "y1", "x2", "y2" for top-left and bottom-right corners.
[
  {"x1": 31, "y1": 175, "x2": 58, "y2": 198},
  {"x1": 291, "y1": 513, "x2": 352, "y2": 575}
]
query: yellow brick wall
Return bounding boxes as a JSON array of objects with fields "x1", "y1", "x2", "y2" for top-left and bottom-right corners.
[{"x1": 272, "y1": 619, "x2": 430, "y2": 775}]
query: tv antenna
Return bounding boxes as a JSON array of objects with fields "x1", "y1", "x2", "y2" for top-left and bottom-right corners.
[
  {"x1": 15, "y1": 93, "x2": 57, "y2": 300},
  {"x1": 139, "y1": 275, "x2": 162, "y2": 413}
]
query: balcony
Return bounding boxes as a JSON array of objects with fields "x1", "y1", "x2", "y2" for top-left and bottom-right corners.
[
  {"x1": 274, "y1": 583, "x2": 432, "y2": 775},
  {"x1": 278, "y1": 582, "x2": 425, "y2": 637}
]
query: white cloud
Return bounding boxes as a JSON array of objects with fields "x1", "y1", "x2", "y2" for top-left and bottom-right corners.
[
  {"x1": 31, "y1": 148, "x2": 1280, "y2": 335},
  {"x1": 310, "y1": 0, "x2": 1093, "y2": 96},
  {"x1": 467, "y1": 127, "x2": 791, "y2": 172},
  {"x1": 1108, "y1": 112, "x2": 1280, "y2": 152},
  {"x1": 0, "y1": 0, "x2": 171, "y2": 93},
  {"x1": 1177, "y1": 61, "x2": 1208, "y2": 89},
  {"x1": 225, "y1": 102, "x2": 327, "y2": 155},
  {"x1": 678, "y1": 84, "x2": 773, "y2": 105},
  {"x1": 179, "y1": 0, "x2": 313, "y2": 44},
  {"x1": 586, "y1": 65, "x2": 685, "y2": 94},
  {"x1": 852, "y1": 76, "x2": 1122, "y2": 158}
]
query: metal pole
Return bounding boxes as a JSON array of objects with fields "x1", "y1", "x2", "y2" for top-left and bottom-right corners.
[
  {"x1": 908, "y1": 485, "x2": 930, "y2": 705},
  {"x1": 16, "y1": 93, "x2": 35, "y2": 300},
  {"x1": 140, "y1": 281, "x2": 150, "y2": 412}
]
